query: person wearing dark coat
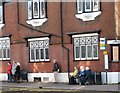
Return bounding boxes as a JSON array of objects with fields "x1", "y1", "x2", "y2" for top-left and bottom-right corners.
[
  {"x1": 85, "y1": 67, "x2": 92, "y2": 85},
  {"x1": 15, "y1": 62, "x2": 21, "y2": 82},
  {"x1": 53, "y1": 59, "x2": 60, "y2": 83},
  {"x1": 79, "y1": 66, "x2": 86, "y2": 85}
]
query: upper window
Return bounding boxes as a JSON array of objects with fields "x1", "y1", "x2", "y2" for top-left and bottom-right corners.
[
  {"x1": 0, "y1": 1, "x2": 3, "y2": 24},
  {"x1": 73, "y1": 33, "x2": 98, "y2": 60},
  {"x1": 0, "y1": 37, "x2": 10, "y2": 60},
  {"x1": 28, "y1": 0, "x2": 46, "y2": 19},
  {"x1": 77, "y1": 0, "x2": 100, "y2": 13},
  {"x1": 76, "y1": 0, "x2": 101, "y2": 21},
  {"x1": 28, "y1": 37, "x2": 50, "y2": 62}
]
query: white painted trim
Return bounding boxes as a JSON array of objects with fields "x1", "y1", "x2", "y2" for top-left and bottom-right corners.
[
  {"x1": 75, "y1": 11, "x2": 102, "y2": 21},
  {"x1": 72, "y1": 33, "x2": 98, "y2": 38},
  {"x1": 26, "y1": 18, "x2": 48, "y2": 27},
  {"x1": 101, "y1": 72, "x2": 120, "y2": 84},
  {"x1": 28, "y1": 73, "x2": 69, "y2": 82},
  {"x1": 0, "y1": 37, "x2": 10, "y2": 40},
  {"x1": 28, "y1": 37, "x2": 49, "y2": 41},
  {"x1": 0, "y1": 72, "x2": 120, "y2": 84},
  {"x1": 107, "y1": 40, "x2": 120, "y2": 44},
  {"x1": 0, "y1": 24, "x2": 4, "y2": 29}
]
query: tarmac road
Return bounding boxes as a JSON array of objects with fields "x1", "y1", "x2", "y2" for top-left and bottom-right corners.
[{"x1": 0, "y1": 81, "x2": 120, "y2": 93}]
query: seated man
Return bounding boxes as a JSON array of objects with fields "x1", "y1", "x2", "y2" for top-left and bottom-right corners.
[
  {"x1": 79, "y1": 66, "x2": 86, "y2": 85},
  {"x1": 85, "y1": 67, "x2": 92, "y2": 85}
]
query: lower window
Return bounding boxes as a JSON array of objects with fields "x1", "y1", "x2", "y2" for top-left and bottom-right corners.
[
  {"x1": 74, "y1": 34, "x2": 98, "y2": 60},
  {"x1": 29, "y1": 38, "x2": 50, "y2": 62},
  {"x1": 0, "y1": 37, "x2": 10, "y2": 60}
]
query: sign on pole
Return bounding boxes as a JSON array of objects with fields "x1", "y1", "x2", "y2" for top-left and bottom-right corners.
[{"x1": 104, "y1": 54, "x2": 109, "y2": 70}]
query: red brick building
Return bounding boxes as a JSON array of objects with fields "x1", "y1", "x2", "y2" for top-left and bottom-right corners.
[{"x1": 0, "y1": 1, "x2": 120, "y2": 84}]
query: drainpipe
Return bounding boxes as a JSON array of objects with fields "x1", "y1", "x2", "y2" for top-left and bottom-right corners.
[{"x1": 60, "y1": 0, "x2": 70, "y2": 81}]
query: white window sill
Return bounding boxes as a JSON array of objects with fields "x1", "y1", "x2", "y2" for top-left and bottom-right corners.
[
  {"x1": 0, "y1": 24, "x2": 5, "y2": 29},
  {"x1": 75, "y1": 11, "x2": 102, "y2": 21},
  {"x1": 26, "y1": 18, "x2": 48, "y2": 27}
]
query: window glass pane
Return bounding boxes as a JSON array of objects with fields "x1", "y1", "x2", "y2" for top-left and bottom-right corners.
[
  {"x1": 33, "y1": 0, "x2": 39, "y2": 18},
  {"x1": 81, "y1": 46, "x2": 86, "y2": 58},
  {"x1": 93, "y1": 0, "x2": 99, "y2": 11},
  {"x1": 28, "y1": 0, "x2": 32, "y2": 19},
  {"x1": 87, "y1": 45, "x2": 92, "y2": 58},
  {"x1": 40, "y1": 0, "x2": 46, "y2": 18},
  {"x1": 30, "y1": 49, "x2": 35, "y2": 60},
  {"x1": 77, "y1": 0, "x2": 83, "y2": 13},
  {"x1": 0, "y1": 2, "x2": 3, "y2": 23},
  {"x1": 75, "y1": 47, "x2": 80, "y2": 58},
  {"x1": 93, "y1": 45, "x2": 98, "y2": 58},
  {"x1": 45, "y1": 48, "x2": 49, "y2": 59},
  {"x1": 35, "y1": 49, "x2": 39, "y2": 60},
  {"x1": 0, "y1": 49, "x2": 2, "y2": 58},
  {"x1": 7, "y1": 48, "x2": 10, "y2": 58},
  {"x1": 40, "y1": 49, "x2": 44, "y2": 59},
  {"x1": 3, "y1": 49, "x2": 6, "y2": 58},
  {"x1": 85, "y1": 0, "x2": 91, "y2": 12},
  {"x1": 113, "y1": 46, "x2": 119, "y2": 61}
]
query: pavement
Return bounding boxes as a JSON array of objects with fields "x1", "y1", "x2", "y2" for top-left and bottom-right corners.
[{"x1": 0, "y1": 81, "x2": 120, "y2": 93}]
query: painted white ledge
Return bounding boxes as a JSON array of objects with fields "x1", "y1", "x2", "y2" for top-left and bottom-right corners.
[
  {"x1": 0, "y1": 24, "x2": 4, "y2": 29},
  {"x1": 75, "y1": 11, "x2": 102, "y2": 21},
  {"x1": 26, "y1": 18, "x2": 48, "y2": 27}
]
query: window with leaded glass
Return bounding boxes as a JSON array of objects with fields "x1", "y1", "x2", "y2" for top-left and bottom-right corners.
[
  {"x1": 28, "y1": 0, "x2": 46, "y2": 19},
  {"x1": 74, "y1": 34, "x2": 98, "y2": 60},
  {"x1": 0, "y1": 37, "x2": 10, "y2": 60},
  {"x1": 77, "y1": 0, "x2": 100, "y2": 13},
  {"x1": 0, "y1": 1, "x2": 3, "y2": 24},
  {"x1": 29, "y1": 38, "x2": 49, "y2": 62}
]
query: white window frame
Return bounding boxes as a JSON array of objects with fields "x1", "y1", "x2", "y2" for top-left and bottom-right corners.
[
  {"x1": 85, "y1": 0, "x2": 92, "y2": 12},
  {"x1": 40, "y1": 0, "x2": 46, "y2": 18},
  {"x1": 80, "y1": 45, "x2": 86, "y2": 60},
  {"x1": 28, "y1": 0, "x2": 46, "y2": 19},
  {"x1": 0, "y1": 37, "x2": 10, "y2": 60},
  {"x1": 86, "y1": 45, "x2": 92, "y2": 60},
  {"x1": 93, "y1": 0, "x2": 100, "y2": 11},
  {"x1": 29, "y1": 37, "x2": 50, "y2": 62},
  {"x1": 27, "y1": 0, "x2": 47, "y2": 27},
  {"x1": 73, "y1": 33, "x2": 98, "y2": 60},
  {"x1": 77, "y1": 0, "x2": 83, "y2": 13},
  {"x1": 74, "y1": 46, "x2": 80, "y2": 60},
  {"x1": 28, "y1": 0, "x2": 32, "y2": 20},
  {"x1": 92, "y1": 44, "x2": 98, "y2": 59},
  {"x1": 33, "y1": 0, "x2": 40, "y2": 18}
]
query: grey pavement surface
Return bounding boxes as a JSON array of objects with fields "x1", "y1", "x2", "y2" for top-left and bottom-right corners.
[{"x1": 0, "y1": 81, "x2": 120, "y2": 92}]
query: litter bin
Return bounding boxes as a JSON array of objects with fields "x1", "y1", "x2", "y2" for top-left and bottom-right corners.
[
  {"x1": 20, "y1": 70, "x2": 28, "y2": 82},
  {"x1": 94, "y1": 72, "x2": 102, "y2": 84}
]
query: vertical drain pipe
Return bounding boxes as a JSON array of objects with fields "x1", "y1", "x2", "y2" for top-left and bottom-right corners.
[{"x1": 60, "y1": 0, "x2": 70, "y2": 82}]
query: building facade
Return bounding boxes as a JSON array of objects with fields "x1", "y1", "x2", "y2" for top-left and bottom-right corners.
[{"x1": 0, "y1": 1, "x2": 120, "y2": 84}]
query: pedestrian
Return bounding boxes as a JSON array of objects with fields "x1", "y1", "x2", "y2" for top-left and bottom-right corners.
[
  {"x1": 79, "y1": 66, "x2": 86, "y2": 85},
  {"x1": 85, "y1": 66, "x2": 92, "y2": 85},
  {"x1": 7, "y1": 62, "x2": 12, "y2": 83},
  {"x1": 15, "y1": 62, "x2": 21, "y2": 83},
  {"x1": 53, "y1": 59, "x2": 60, "y2": 83},
  {"x1": 11, "y1": 61, "x2": 17, "y2": 82}
]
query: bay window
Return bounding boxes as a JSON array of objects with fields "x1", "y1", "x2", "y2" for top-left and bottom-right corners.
[
  {"x1": 76, "y1": 0, "x2": 101, "y2": 21},
  {"x1": 26, "y1": 0, "x2": 47, "y2": 26}
]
